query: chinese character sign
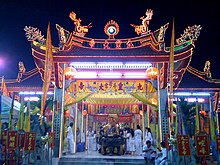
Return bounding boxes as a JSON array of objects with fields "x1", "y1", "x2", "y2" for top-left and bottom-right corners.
[
  {"x1": 177, "y1": 135, "x2": 191, "y2": 156},
  {"x1": 216, "y1": 135, "x2": 220, "y2": 151},
  {"x1": 7, "y1": 131, "x2": 18, "y2": 151},
  {"x1": 48, "y1": 132, "x2": 54, "y2": 149},
  {"x1": 24, "y1": 132, "x2": 36, "y2": 152},
  {"x1": 195, "y1": 135, "x2": 210, "y2": 156}
]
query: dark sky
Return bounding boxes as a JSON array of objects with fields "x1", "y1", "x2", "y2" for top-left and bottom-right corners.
[{"x1": 0, "y1": 0, "x2": 219, "y2": 79}]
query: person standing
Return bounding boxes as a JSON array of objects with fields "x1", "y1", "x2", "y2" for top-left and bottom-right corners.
[
  {"x1": 87, "y1": 126, "x2": 94, "y2": 154},
  {"x1": 67, "y1": 122, "x2": 74, "y2": 154},
  {"x1": 144, "y1": 127, "x2": 153, "y2": 144},
  {"x1": 134, "y1": 125, "x2": 143, "y2": 155}
]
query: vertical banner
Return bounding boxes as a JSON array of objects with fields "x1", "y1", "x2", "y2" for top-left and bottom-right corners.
[
  {"x1": 195, "y1": 134, "x2": 210, "y2": 156},
  {"x1": 7, "y1": 131, "x2": 18, "y2": 151},
  {"x1": 24, "y1": 132, "x2": 36, "y2": 152},
  {"x1": 177, "y1": 135, "x2": 191, "y2": 156},
  {"x1": 49, "y1": 132, "x2": 55, "y2": 149},
  {"x1": 216, "y1": 135, "x2": 220, "y2": 151},
  {"x1": 41, "y1": 23, "x2": 53, "y2": 125}
]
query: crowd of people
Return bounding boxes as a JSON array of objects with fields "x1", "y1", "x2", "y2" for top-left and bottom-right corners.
[{"x1": 66, "y1": 123, "x2": 168, "y2": 165}]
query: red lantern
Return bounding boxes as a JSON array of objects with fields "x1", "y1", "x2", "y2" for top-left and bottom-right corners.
[
  {"x1": 82, "y1": 110, "x2": 87, "y2": 116},
  {"x1": 65, "y1": 110, "x2": 70, "y2": 117},
  {"x1": 146, "y1": 67, "x2": 159, "y2": 79}
]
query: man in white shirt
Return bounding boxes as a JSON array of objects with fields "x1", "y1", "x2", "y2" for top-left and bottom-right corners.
[
  {"x1": 155, "y1": 141, "x2": 168, "y2": 165},
  {"x1": 143, "y1": 140, "x2": 156, "y2": 164},
  {"x1": 67, "y1": 122, "x2": 74, "y2": 154}
]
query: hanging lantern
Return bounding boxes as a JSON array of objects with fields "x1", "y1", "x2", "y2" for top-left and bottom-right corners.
[
  {"x1": 65, "y1": 109, "x2": 70, "y2": 117},
  {"x1": 64, "y1": 67, "x2": 77, "y2": 79},
  {"x1": 146, "y1": 67, "x2": 159, "y2": 79},
  {"x1": 82, "y1": 110, "x2": 87, "y2": 116},
  {"x1": 148, "y1": 98, "x2": 158, "y2": 106}
]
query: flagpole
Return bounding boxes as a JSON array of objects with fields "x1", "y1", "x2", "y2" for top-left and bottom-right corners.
[{"x1": 169, "y1": 19, "x2": 175, "y2": 134}]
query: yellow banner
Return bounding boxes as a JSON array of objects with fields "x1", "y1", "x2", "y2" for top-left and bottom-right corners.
[{"x1": 67, "y1": 80, "x2": 147, "y2": 94}]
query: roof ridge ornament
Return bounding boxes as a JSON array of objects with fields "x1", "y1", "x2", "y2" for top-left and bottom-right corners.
[
  {"x1": 24, "y1": 26, "x2": 46, "y2": 44},
  {"x1": 104, "y1": 20, "x2": 119, "y2": 39},
  {"x1": 176, "y1": 25, "x2": 202, "y2": 45},
  {"x1": 69, "y1": 11, "x2": 92, "y2": 37},
  {"x1": 130, "y1": 9, "x2": 153, "y2": 35}
]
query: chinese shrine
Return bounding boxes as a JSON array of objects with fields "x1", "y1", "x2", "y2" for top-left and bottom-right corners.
[{"x1": 23, "y1": 9, "x2": 204, "y2": 157}]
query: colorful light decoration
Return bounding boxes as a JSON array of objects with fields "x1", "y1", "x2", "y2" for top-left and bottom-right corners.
[
  {"x1": 146, "y1": 67, "x2": 159, "y2": 79},
  {"x1": 64, "y1": 67, "x2": 77, "y2": 79}
]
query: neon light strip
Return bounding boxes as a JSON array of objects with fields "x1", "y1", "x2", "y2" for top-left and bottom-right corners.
[
  {"x1": 19, "y1": 91, "x2": 54, "y2": 95},
  {"x1": 173, "y1": 92, "x2": 210, "y2": 96},
  {"x1": 70, "y1": 62, "x2": 152, "y2": 69}
]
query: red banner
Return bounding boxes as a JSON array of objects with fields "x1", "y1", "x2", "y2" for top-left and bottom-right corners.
[
  {"x1": 1, "y1": 130, "x2": 8, "y2": 154},
  {"x1": 94, "y1": 115, "x2": 108, "y2": 122},
  {"x1": 195, "y1": 134, "x2": 210, "y2": 156},
  {"x1": 216, "y1": 135, "x2": 220, "y2": 151},
  {"x1": 49, "y1": 132, "x2": 55, "y2": 149},
  {"x1": 118, "y1": 115, "x2": 132, "y2": 122},
  {"x1": 177, "y1": 135, "x2": 191, "y2": 156},
  {"x1": 7, "y1": 131, "x2": 18, "y2": 151},
  {"x1": 24, "y1": 132, "x2": 36, "y2": 152}
]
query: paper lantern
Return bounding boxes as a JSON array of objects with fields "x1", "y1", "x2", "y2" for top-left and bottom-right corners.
[
  {"x1": 146, "y1": 67, "x2": 159, "y2": 79},
  {"x1": 65, "y1": 110, "x2": 70, "y2": 117},
  {"x1": 82, "y1": 110, "x2": 87, "y2": 116},
  {"x1": 64, "y1": 67, "x2": 77, "y2": 79}
]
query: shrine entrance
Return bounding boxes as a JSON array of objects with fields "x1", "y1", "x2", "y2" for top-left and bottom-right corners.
[{"x1": 64, "y1": 79, "x2": 159, "y2": 154}]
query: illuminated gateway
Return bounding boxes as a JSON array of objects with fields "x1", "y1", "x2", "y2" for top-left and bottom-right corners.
[{"x1": 2, "y1": 9, "x2": 220, "y2": 158}]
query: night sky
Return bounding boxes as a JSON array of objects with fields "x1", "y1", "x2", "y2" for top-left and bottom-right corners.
[{"x1": 0, "y1": 0, "x2": 219, "y2": 79}]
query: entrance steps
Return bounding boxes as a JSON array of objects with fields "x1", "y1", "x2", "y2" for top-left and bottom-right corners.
[{"x1": 58, "y1": 151, "x2": 146, "y2": 165}]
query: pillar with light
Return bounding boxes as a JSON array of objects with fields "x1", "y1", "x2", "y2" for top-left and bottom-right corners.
[{"x1": 146, "y1": 66, "x2": 162, "y2": 144}]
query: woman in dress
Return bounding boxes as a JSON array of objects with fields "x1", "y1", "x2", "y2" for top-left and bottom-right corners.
[
  {"x1": 134, "y1": 125, "x2": 143, "y2": 155},
  {"x1": 87, "y1": 126, "x2": 94, "y2": 154},
  {"x1": 144, "y1": 127, "x2": 153, "y2": 144}
]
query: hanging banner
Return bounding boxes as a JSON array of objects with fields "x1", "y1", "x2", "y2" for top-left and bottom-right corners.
[
  {"x1": 177, "y1": 135, "x2": 191, "y2": 156},
  {"x1": 216, "y1": 135, "x2": 220, "y2": 151},
  {"x1": 67, "y1": 80, "x2": 147, "y2": 94},
  {"x1": 7, "y1": 131, "x2": 18, "y2": 151},
  {"x1": 49, "y1": 132, "x2": 55, "y2": 149},
  {"x1": 24, "y1": 132, "x2": 36, "y2": 152},
  {"x1": 195, "y1": 134, "x2": 210, "y2": 156}
]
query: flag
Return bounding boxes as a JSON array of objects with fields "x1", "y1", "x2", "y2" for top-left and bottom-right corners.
[
  {"x1": 169, "y1": 19, "x2": 175, "y2": 130},
  {"x1": 16, "y1": 99, "x2": 24, "y2": 130},
  {"x1": 1, "y1": 77, "x2": 10, "y2": 97},
  {"x1": 24, "y1": 100, "x2": 30, "y2": 132},
  {"x1": 40, "y1": 23, "x2": 53, "y2": 125},
  {"x1": 195, "y1": 100, "x2": 200, "y2": 133},
  {"x1": 8, "y1": 94, "x2": 15, "y2": 130}
]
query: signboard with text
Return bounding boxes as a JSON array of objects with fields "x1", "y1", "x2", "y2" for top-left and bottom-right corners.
[
  {"x1": 7, "y1": 131, "x2": 18, "y2": 151},
  {"x1": 195, "y1": 134, "x2": 210, "y2": 156},
  {"x1": 24, "y1": 132, "x2": 36, "y2": 152},
  {"x1": 177, "y1": 135, "x2": 191, "y2": 156},
  {"x1": 216, "y1": 135, "x2": 220, "y2": 151},
  {"x1": 49, "y1": 132, "x2": 55, "y2": 149}
]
